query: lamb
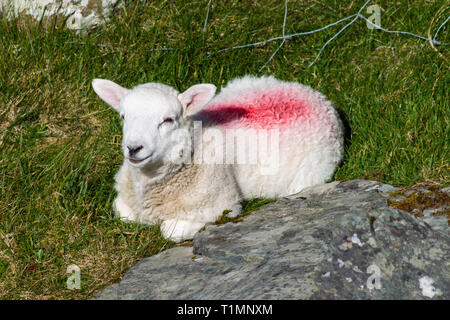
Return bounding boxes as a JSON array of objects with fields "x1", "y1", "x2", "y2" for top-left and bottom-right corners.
[{"x1": 92, "y1": 75, "x2": 344, "y2": 242}]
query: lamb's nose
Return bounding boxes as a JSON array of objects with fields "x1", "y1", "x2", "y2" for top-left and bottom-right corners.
[{"x1": 127, "y1": 145, "x2": 143, "y2": 157}]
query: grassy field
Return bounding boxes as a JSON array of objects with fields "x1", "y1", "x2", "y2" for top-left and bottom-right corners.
[{"x1": 0, "y1": 0, "x2": 448, "y2": 299}]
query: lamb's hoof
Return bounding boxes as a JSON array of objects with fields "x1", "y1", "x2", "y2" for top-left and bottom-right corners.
[
  {"x1": 161, "y1": 220, "x2": 205, "y2": 242},
  {"x1": 226, "y1": 203, "x2": 243, "y2": 218},
  {"x1": 114, "y1": 198, "x2": 137, "y2": 221}
]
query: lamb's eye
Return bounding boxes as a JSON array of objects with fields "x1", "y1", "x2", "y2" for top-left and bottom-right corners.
[{"x1": 162, "y1": 117, "x2": 174, "y2": 124}]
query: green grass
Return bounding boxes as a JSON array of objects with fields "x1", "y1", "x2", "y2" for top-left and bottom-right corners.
[{"x1": 0, "y1": 0, "x2": 448, "y2": 299}]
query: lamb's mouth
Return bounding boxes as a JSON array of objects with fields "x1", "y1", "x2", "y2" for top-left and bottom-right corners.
[{"x1": 128, "y1": 153, "x2": 153, "y2": 164}]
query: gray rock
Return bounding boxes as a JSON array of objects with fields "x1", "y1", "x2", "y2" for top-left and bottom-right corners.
[
  {"x1": 422, "y1": 216, "x2": 448, "y2": 233},
  {"x1": 423, "y1": 207, "x2": 447, "y2": 217},
  {"x1": 388, "y1": 196, "x2": 407, "y2": 202},
  {"x1": 95, "y1": 179, "x2": 449, "y2": 300},
  {"x1": 403, "y1": 187, "x2": 431, "y2": 195}
]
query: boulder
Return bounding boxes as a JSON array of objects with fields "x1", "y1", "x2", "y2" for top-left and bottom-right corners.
[{"x1": 95, "y1": 179, "x2": 449, "y2": 299}]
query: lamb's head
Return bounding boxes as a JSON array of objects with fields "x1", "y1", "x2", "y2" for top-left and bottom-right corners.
[{"x1": 92, "y1": 79, "x2": 216, "y2": 168}]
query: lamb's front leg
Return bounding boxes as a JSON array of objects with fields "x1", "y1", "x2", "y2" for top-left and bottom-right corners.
[
  {"x1": 160, "y1": 219, "x2": 206, "y2": 242},
  {"x1": 113, "y1": 164, "x2": 139, "y2": 222},
  {"x1": 113, "y1": 196, "x2": 138, "y2": 221},
  {"x1": 160, "y1": 199, "x2": 242, "y2": 242},
  {"x1": 160, "y1": 166, "x2": 243, "y2": 242}
]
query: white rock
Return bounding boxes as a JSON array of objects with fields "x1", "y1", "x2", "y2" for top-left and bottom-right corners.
[{"x1": 0, "y1": 0, "x2": 120, "y2": 30}]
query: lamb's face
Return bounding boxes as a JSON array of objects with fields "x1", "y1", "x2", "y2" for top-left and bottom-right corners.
[
  {"x1": 92, "y1": 78, "x2": 216, "y2": 169},
  {"x1": 119, "y1": 88, "x2": 185, "y2": 168}
]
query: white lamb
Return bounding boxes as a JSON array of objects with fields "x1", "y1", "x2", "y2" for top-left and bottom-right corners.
[{"x1": 92, "y1": 75, "x2": 344, "y2": 242}]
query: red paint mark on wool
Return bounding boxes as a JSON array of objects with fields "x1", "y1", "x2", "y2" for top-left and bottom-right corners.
[{"x1": 197, "y1": 89, "x2": 312, "y2": 130}]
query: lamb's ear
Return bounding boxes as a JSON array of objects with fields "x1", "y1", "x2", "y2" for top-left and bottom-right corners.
[
  {"x1": 178, "y1": 84, "x2": 216, "y2": 117},
  {"x1": 92, "y1": 79, "x2": 129, "y2": 112}
]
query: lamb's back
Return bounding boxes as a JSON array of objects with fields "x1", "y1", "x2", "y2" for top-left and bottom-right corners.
[
  {"x1": 195, "y1": 75, "x2": 336, "y2": 131},
  {"x1": 194, "y1": 75, "x2": 344, "y2": 198}
]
